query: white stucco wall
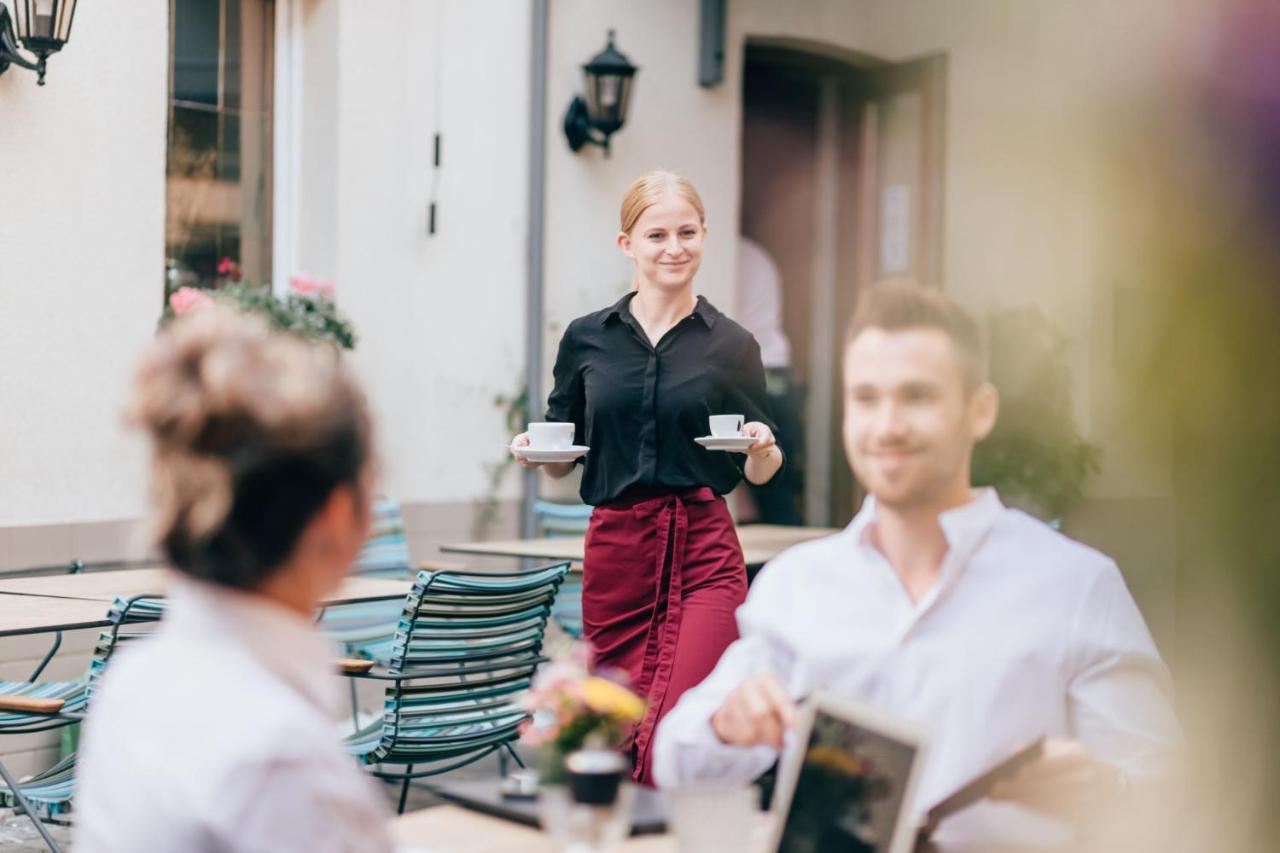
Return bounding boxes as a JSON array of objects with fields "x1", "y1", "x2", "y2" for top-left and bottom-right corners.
[
  {"x1": 294, "y1": 0, "x2": 531, "y2": 506},
  {"x1": 0, "y1": 0, "x2": 166, "y2": 526}
]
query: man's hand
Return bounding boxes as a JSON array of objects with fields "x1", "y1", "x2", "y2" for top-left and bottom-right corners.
[
  {"x1": 710, "y1": 673, "x2": 797, "y2": 749},
  {"x1": 989, "y1": 739, "x2": 1128, "y2": 820}
]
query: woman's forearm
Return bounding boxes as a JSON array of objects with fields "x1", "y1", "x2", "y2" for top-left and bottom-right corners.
[
  {"x1": 542, "y1": 461, "x2": 575, "y2": 479},
  {"x1": 744, "y1": 446, "x2": 783, "y2": 485}
]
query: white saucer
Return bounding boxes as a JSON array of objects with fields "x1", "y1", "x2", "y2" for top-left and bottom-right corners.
[
  {"x1": 508, "y1": 444, "x2": 589, "y2": 463},
  {"x1": 694, "y1": 435, "x2": 756, "y2": 451}
]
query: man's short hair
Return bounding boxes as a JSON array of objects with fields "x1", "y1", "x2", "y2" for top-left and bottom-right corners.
[{"x1": 845, "y1": 281, "x2": 986, "y2": 392}]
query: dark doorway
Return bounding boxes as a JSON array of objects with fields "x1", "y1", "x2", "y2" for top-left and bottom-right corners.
[{"x1": 740, "y1": 42, "x2": 946, "y2": 526}]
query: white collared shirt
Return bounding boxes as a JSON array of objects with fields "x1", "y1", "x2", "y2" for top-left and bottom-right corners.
[
  {"x1": 652, "y1": 489, "x2": 1180, "y2": 845},
  {"x1": 75, "y1": 575, "x2": 394, "y2": 853},
  {"x1": 735, "y1": 236, "x2": 792, "y2": 369}
]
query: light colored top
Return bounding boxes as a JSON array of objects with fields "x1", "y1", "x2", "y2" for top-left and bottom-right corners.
[
  {"x1": 734, "y1": 236, "x2": 791, "y2": 369},
  {"x1": 75, "y1": 575, "x2": 394, "y2": 853},
  {"x1": 652, "y1": 489, "x2": 1180, "y2": 846}
]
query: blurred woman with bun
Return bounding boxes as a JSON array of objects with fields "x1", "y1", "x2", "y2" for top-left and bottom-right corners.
[{"x1": 74, "y1": 307, "x2": 394, "y2": 852}]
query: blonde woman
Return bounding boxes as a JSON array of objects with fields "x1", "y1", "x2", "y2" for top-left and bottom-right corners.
[
  {"x1": 75, "y1": 308, "x2": 394, "y2": 852},
  {"x1": 512, "y1": 171, "x2": 783, "y2": 784}
]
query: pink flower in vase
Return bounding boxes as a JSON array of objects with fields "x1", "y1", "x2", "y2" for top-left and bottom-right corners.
[{"x1": 169, "y1": 287, "x2": 214, "y2": 315}]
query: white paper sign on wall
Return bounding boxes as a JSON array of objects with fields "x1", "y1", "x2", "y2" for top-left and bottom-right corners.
[{"x1": 881, "y1": 184, "x2": 911, "y2": 274}]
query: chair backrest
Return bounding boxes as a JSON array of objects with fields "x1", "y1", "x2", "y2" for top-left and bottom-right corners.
[
  {"x1": 355, "y1": 497, "x2": 412, "y2": 577},
  {"x1": 365, "y1": 563, "x2": 569, "y2": 768},
  {"x1": 85, "y1": 594, "x2": 166, "y2": 702},
  {"x1": 533, "y1": 499, "x2": 593, "y2": 538}
]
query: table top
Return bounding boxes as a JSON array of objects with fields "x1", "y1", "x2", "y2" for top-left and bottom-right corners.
[
  {"x1": 0, "y1": 594, "x2": 118, "y2": 637},
  {"x1": 392, "y1": 804, "x2": 775, "y2": 853},
  {"x1": 440, "y1": 523, "x2": 838, "y2": 568},
  {"x1": 0, "y1": 568, "x2": 412, "y2": 606}
]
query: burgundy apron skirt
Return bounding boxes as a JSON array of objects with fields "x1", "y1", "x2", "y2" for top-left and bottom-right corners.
[{"x1": 582, "y1": 487, "x2": 747, "y2": 785}]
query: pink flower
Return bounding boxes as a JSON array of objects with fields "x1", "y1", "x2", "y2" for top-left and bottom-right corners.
[
  {"x1": 290, "y1": 273, "x2": 335, "y2": 298},
  {"x1": 169, "y1": 287, "x2": 214, "y2": 315},
  {"x1": 216, "y1": 257, "x2": 242, "y2": 282}
]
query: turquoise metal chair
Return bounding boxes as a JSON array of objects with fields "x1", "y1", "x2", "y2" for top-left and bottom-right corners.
[
  {"x1": 533, "y1": 499, "x2": 592, "y2": 639},
  {"x1": 319, "y1": 497, "x2": 417, "y2": 655},
  {"x1": 0, "y1": 594, "x2": 164, "y2": 848},
  {"x1": 344, "y1": 563, "x2": 569, "y2": 813}
]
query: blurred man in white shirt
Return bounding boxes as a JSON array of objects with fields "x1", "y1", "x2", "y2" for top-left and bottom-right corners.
[{"x1": 652, "y1": 282, "x2": 1179, "y2": 846}]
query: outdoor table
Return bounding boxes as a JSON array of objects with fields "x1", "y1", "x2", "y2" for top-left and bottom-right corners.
[
  {"x1": 0, "y1": 594, "x2": 119, "y2": 638},
  {"x1": 440, "y1": 523, "x2": 838, "y2": 570},
  {"x1": 0, "y1": 568, "x2": 412, "y2": 606},
  {"x1": 392, "y1": 803, "x2": 776, "y2": 852}
]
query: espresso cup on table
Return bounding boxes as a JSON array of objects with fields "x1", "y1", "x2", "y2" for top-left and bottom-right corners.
[
  {"x1": 527, "y1": 422, "x2": 574, "y2": 449},
  {"x1": 709, "y1": 414, "x2": 744, "y2": 437}
]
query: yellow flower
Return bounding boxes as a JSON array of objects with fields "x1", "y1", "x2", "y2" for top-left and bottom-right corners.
[
  {"x1": 580, "y1": 676, "x2": 645, "y2": 721},
  {"x1": 804, "y1": 744, "x2": 869, "y2": 777}
]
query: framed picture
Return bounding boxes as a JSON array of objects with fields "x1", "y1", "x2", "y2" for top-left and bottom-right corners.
[{"x1": 768, "y1": 691, "x2": 928, "y2": 853}]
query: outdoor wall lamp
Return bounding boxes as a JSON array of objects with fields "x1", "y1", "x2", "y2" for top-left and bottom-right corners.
[
  {"x1": 0, "y1": 0, "x2": 79, "y2": 86},
  {"x1": 563, "y1": 29, "x2": 638, "y2": 157}
]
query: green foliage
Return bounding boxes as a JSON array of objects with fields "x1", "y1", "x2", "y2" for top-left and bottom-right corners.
[
  {"x1": 972, "y1": 307, "x2": 1102, "y2": 520},
  {"x1": 163, "y1": 280, "x2": 357, "y2": 350},
  {"x1": 472, "y1": 385, "x2": 530, "y2": 539}
]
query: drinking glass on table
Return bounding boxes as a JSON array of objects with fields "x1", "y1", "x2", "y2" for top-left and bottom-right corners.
[{"x1": 665, "y1": 783, "x2": 757, "y2": 852}]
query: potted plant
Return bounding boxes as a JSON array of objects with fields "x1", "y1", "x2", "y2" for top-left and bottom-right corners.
[
  {"x1": 164, "y1": 262, "x2": 357, "y2": 350},
  {"x1": 971, "y1": 307, "x2": 1102, "y2": 524}
]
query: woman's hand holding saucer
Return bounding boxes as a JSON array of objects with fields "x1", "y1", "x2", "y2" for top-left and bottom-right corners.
[
  {"x1": 510, "y1": 433, "x2": 542, "y2": 469},
  {"x1": 738, "y1": 421, "x2": 777, "y2": 459}
]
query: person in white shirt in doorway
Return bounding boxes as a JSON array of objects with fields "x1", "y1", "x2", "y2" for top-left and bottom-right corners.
[{"x1": 651, "y1": 281, "x2": 1179, "y2": 846}]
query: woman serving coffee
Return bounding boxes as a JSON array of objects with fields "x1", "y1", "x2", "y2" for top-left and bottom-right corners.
[{"x1": 512, "y1": 170, "x2": 782, "y2": 784}]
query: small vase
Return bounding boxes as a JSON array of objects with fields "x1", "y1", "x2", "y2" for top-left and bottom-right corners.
[{"x1": 538, "y1": 749, "x2": 635, "y2": 853}]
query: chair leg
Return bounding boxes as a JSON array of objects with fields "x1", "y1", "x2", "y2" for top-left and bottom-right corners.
[
  {"x1": 397, "y1": 765, "x2": 414, "y2": 815},
  {"x1": 348, "y1": 678, "x2": 360, "y2": 733},
  {"x1": 0, "y1": 758, "x2": 62, "y2": 853},
  {"x1": 503, "y1": 741, "x2": 526, "y2": 770}
]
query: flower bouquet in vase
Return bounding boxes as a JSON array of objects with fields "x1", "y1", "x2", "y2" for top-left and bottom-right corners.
[{"x1": 519, "y1": 646, "x2": 646, "y2": 851}]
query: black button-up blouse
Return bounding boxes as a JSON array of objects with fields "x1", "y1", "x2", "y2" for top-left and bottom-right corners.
[{"x1": 545, "y1": 292, "x2": 779, "y2": 507}]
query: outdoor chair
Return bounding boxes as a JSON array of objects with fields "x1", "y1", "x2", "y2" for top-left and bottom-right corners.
[
  {"x1": 319, "y1": 496, "x2": 449, "y2": 656},
  {"x1": 343, "y1": 562, "x2": 569, "y2": 813},
  {"x1": 533, "y1": 499, "x2": 592, "y2": 639},
  {"x1": 0, "y1": 594, "x2": 164, "y2": 852}
]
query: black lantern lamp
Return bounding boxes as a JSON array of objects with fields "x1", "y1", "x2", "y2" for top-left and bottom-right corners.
[
  {"x1": 0, "y1": 0, "x2": 80, "y2": 86},
  {"x1": 563, "y1": 29, "x2": 637, "y2": 157}
]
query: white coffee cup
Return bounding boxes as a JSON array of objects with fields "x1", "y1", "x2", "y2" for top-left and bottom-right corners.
[
  {"x1": 709, "y1": 414, "x2": 745, "y2": 437},
  {"x1": 527, "y1": 422, "x2": 575, "y2": 449}
]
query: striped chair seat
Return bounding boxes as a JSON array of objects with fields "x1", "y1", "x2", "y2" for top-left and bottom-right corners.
[
  {"x1": 0, "y1": 755, "x2": 77, "y2": 819},
  {"x1": 0, "y1": 594, "x2": 164, "y2": 820},
  {"x1": 0, "y1": 680, "x2": 88, "y2": 731}
]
